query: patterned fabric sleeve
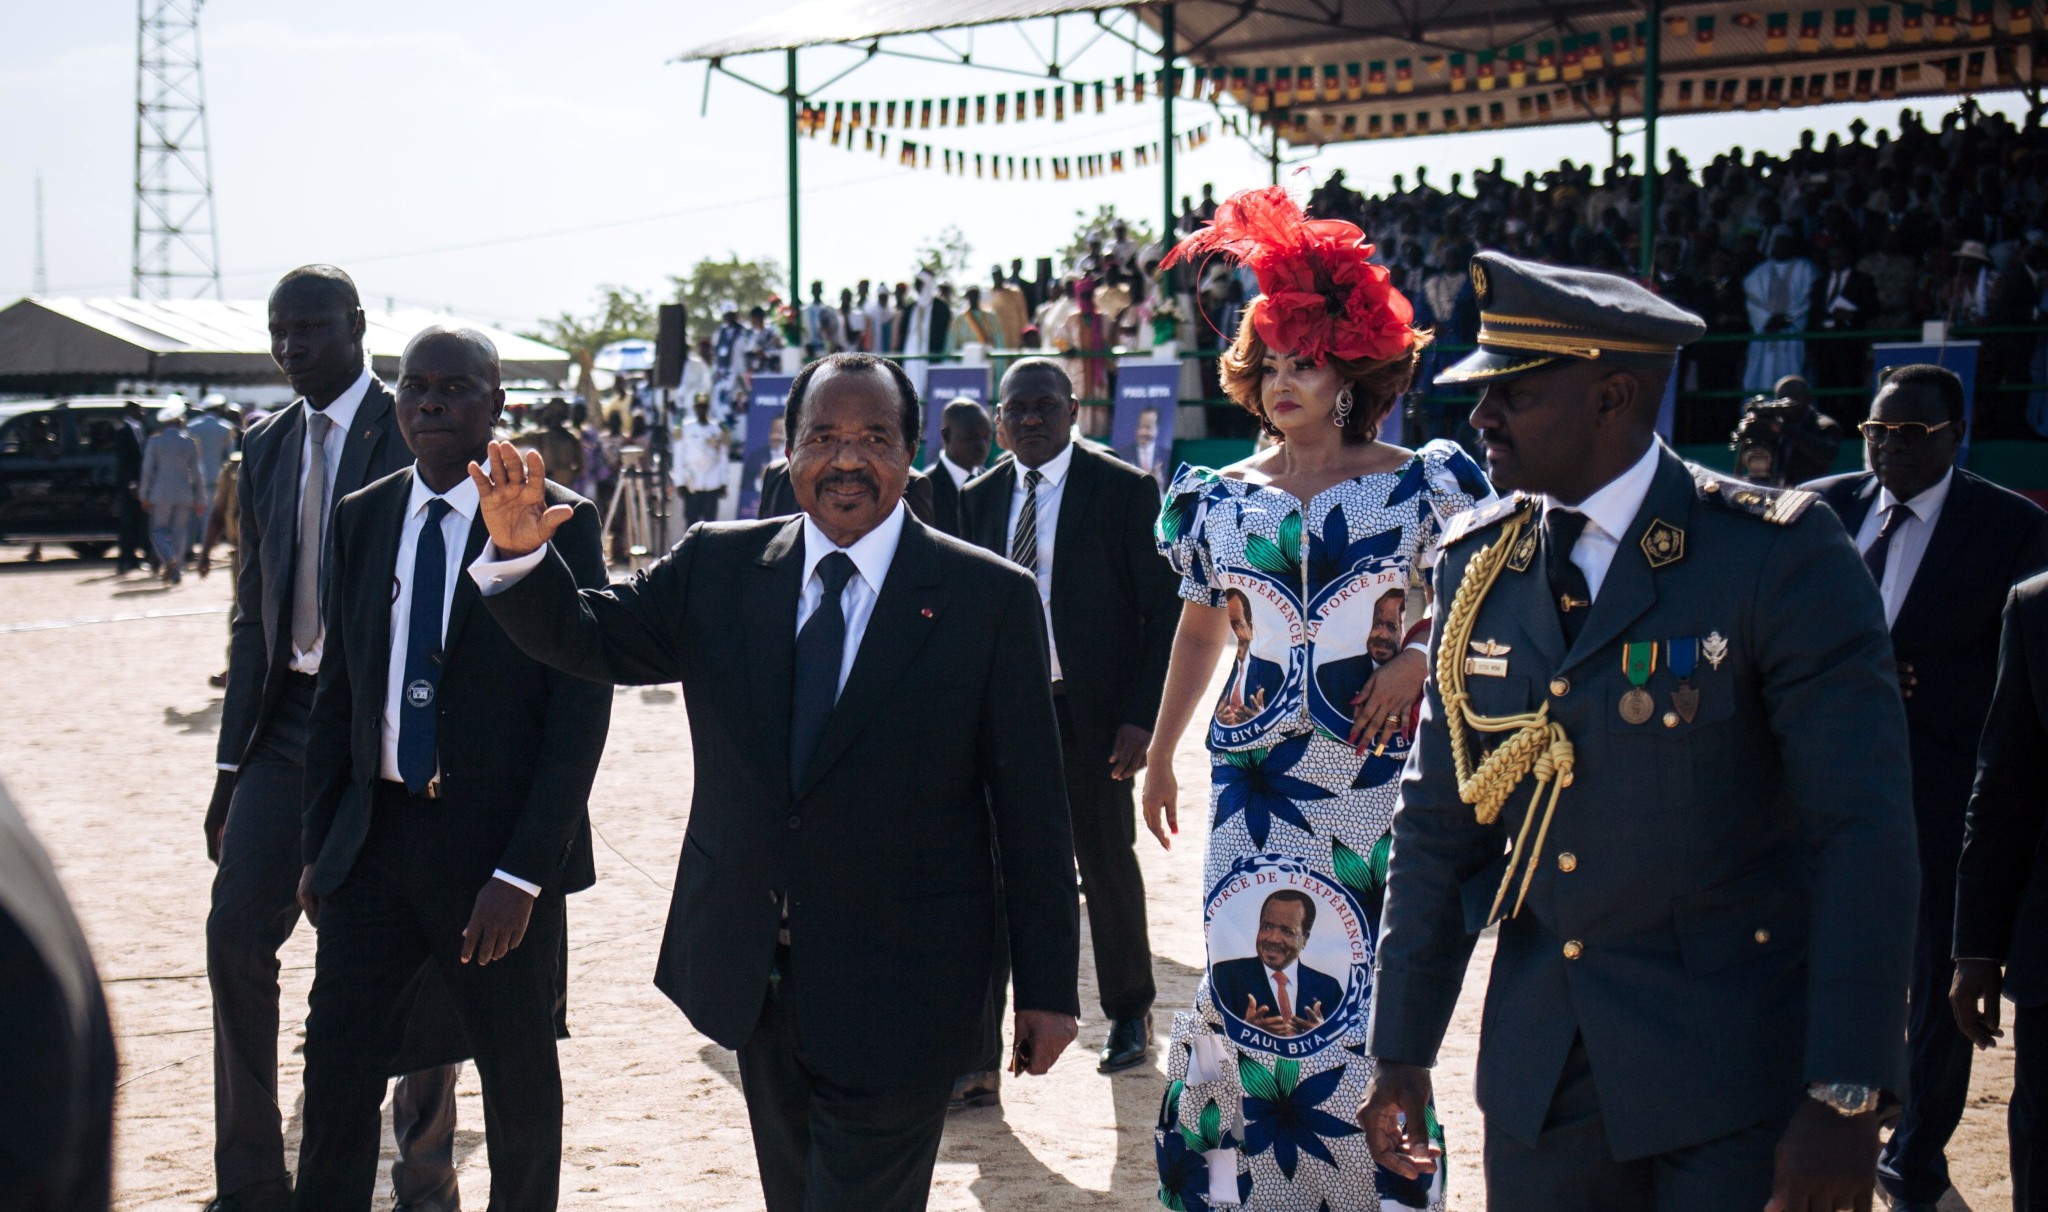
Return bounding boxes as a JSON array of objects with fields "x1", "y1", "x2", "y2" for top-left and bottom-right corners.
[
  {"x1": 1157, "y1": 462, "x2": 1226, "y2": 607},
  {"x1": 1415, "y1": 438, "x2": 1496, "y2": 572}
]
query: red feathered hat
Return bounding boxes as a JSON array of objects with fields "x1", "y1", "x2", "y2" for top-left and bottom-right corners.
[{"x1": 1161, "y1": 185, "x2": 1417, "y2": 364}]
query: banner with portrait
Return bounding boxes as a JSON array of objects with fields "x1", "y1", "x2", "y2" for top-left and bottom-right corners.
[
  {"x1": 1111, "y1": 358, "x2": 1180, "y2": 491},
  {"x1": 735, "y1": 374, "x2": 793, "y2": 519}
]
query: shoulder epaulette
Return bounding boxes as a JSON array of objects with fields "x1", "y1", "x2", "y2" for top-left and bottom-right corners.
[
  {"x1": 1441, "y1": 493, "x2": 1534, "y2": 547},
  {"x1": 1690, "y1": 465, "x2": 1818, "y2": 526}
]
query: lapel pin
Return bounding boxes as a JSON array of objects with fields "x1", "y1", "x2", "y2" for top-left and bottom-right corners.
[
  {"x1": 920, "y1": 607, "x2": 934, "y2": 618},
  {"x1": 1640, "y1": 518, "x2": 1686, "y2": 569},
  {"x1": 1507, "y1": 527, "x2": 1538, "y2": 573}
]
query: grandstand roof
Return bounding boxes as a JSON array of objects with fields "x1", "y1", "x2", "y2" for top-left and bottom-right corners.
[
  {"x1": 0, "y1": 297, "x2": 571, "y2": 388},
  {"x1": 684, "y1": 0, "x2": 2036, "y2": 144}
]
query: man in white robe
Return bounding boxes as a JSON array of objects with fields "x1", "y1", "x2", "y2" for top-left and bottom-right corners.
[{"x1": 1743, "y1": 235, "x2": 1817, "y2": 394}]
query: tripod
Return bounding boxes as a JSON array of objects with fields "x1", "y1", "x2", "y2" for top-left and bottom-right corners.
[{"x1": 601, "y1": 444, "x2": 672, "y2": 569}]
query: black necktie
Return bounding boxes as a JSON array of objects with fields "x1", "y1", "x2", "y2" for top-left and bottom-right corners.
[
  {"x1": 1544, "y1": 506, "x2": 1593, "y2": 646},
  {"x1": 790, "y1": 551, "x2": 858, "y2": 787},
  {"x1": 1862, "y1": 503, "x2": 1910, "y2": 586},
  {"x1": 397, "y1": 499, "x2": 453, "y2": 795}
]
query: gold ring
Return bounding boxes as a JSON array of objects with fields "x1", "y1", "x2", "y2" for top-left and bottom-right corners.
[{"x1": 1385, "y1": 713, "x2": 1401, "y2": 723}]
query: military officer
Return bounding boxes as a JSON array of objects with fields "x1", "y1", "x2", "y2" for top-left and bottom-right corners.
[{"x1": 1359, "y1": 252, "x2": 1919, "y2": 1210}]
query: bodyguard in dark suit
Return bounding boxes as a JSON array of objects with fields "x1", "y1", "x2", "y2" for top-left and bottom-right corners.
[
  {"x1": 294, "y1": 328, "x2": 610, "y2": 1211},
  {"x1": 1809, "y1": 362, "x2": 2048, "y2": 1210},
  {"x1": 0, "y1": 779, "x2": 116, "y2": 1212},
  {"x1": 466, "y1": 351, "x2": 1080, "y2": 1211},
  {"x1": 1952, "y1": 571, "x2": 2048, "y2": 1212},
  {"x1": 961, "y1": 357, "x2": 1179, "y2": 1077},
  {"x1": 114, "y1": 401, "x2": 150, "y2": 572},
  {"x1": 1362, "y1": 253, "x2": 1918, "y2": 1211},
  {"x1": 921, "y1": 398, "x2": 992, "y2": 538},
  {"x1": 203, "y1": 266, "x2": 457, "y2": 1212}
]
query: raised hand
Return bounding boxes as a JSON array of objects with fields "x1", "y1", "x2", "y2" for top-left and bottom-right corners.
[{"x1": 468, "y1": 440, "x2": 575, "y2": 559}]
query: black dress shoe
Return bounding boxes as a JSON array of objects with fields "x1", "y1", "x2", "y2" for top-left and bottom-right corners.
[
  {"x1": 947, "y1": 1069, "x2": 1001, "y2": 1111},
  {"x1": 204, "y1": 1176, "x2": 292, "y2": 1212},
  {"x1": 1098, "y1": 1016, "x2": 1154, "y2": 1073}
]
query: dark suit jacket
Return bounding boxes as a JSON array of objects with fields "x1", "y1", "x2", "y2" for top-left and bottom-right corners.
[
  {"x1": 1376, "y1": 449, "x2": 1918, "y2": 1159},
  {"x1": 1811, "y1": 469, "x2": 2048, "y2": 881},
  {"x1": 760, "y1": 460, "x2": 939, "y2": 529},
  {"x1": 923, "y1": 462, "x2": 964, "y2": 537},
  {"x1": 479, "y1": 510, "x2": 1080, "y2": 1085},
  {"x1": 114, "y1": 421, "x2": 143, "y2": 486},
  {"x1": 218, "y1": 382, "x2": 412, "y2": 767},
  {"x1": 1210, "y1": 955, "x2": 1344, "y2": 1024},
  {"x1": 303, "y1": 469, "x2": 610, "y2": 899},
  {"x1": 1809, "y1": 268, "x2": 1880, "y2": 330},
  {"x1": 1957, "y1": 573, "x2": 2048, "y2": 1004},
  {"x1": 959, "y1": 444, "x2": 1180, "y2": 762},
  {"x1": 0, "y1": 781, "x2": 115, "y2": 1212}
]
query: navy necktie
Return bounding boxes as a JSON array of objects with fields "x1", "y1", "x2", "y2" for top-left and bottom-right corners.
[
  {"x1": 790, "y1": 551, "x2": 858, "y2": 788},
  {"x1": 397, "y1": 498, "x2": 453, "y2": 795},
  {"x1": 1862, "y1": 503, "x2": 1910, "y2": 586},
  {"x1": 1544, "y1": 506, "x2": 1594, "y2": 646}
]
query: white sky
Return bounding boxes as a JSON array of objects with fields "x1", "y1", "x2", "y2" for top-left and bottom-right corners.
[{"x1": 3, "y1": 0, "x2": 2030, "y2": 334}]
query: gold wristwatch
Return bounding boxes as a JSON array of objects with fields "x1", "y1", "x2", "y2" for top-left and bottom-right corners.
[{"x1": 1806, "y1": 1082, "x2": 1879, "y2": 1116}]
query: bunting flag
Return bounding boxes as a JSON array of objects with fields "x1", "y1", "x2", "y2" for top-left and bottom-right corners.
[
  {"x1": 1905, "y1": 2, "x2": 1928, "y2": 38},
  {"x1": 1767, "y1": 11, "x2": 1793, "y2": 47},
  {"x1": 1834, "y1": 8, "x2": 1858, "y2": 44},
  {"x1": 1935, "y1": 0, "x2": 1959, "y2": 37},
  {"x1": 862, "y1": 124, "x2": 1214, "y2": 180},
  {"x1": 1972, "y1": 0, "x2": 1996, "y2": 34},
  {"x1": 1800, "y1": 10, "x2": 1826, "y2": 48},
  {"x1": 1870, "y1": 5, "x2": 1894, "y2": 45},
  {"x1": 1698, "y1": 15, "x2": 1719, "y2": 47}
]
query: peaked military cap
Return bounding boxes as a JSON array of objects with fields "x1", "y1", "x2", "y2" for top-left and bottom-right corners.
[{"x1": 1436, "y1": 251, "x2": 1709, "y2": 385}]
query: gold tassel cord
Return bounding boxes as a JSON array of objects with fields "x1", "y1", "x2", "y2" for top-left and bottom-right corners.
[{"x1": 1434, "y1": 510, "x2": 1576, "y2": 924}]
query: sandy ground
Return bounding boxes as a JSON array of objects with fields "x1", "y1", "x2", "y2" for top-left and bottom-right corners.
[{"x1": 0, "y1": 550, "x2": 2015, "y2": 1210}]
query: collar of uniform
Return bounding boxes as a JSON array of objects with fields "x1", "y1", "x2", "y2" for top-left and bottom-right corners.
[
  {"x1": 800, "y1": 498, "x2": 907, "y2": 595},
  {"x1": 1014, "y1": 440, "x2": 1076, "y2": 491},
  {"x1": 1545, "y1": 439, "x2": 1661, "y2": 541},
  {"x1": 308, "y1": 368, "x2": 373, "y2": 435},
  {"x1": 1877, "y1": 465, "x2": 1955, "y2": 525},
  {"x1": 405, "y1": 464, "x2": 480, "y2": 523}
]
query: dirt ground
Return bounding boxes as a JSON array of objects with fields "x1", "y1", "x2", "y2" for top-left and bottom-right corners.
[{"x1": 0, "y1": 550, "x2": 2015, "y2": 1210}]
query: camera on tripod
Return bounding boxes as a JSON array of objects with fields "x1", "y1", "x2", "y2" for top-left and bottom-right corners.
[{"x1": 1731, "y1": 395, "x2": 1804, "y2": 485}]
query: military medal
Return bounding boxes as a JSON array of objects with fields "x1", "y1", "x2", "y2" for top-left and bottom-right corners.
[
  {"x1": 1668, "y1": 637, "x2": 1700, "y2": 723},
  {"x1": 1620, "y1": 641, "x2": 1657, "y2": 724},
  {"x1": 1703, "y1": 631, "x2": 1729, "y2": 670}
]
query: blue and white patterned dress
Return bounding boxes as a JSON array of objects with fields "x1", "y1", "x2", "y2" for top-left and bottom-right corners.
[{"x1": 1151, "y1": 439, "x2": 1491, "y2": 1212}]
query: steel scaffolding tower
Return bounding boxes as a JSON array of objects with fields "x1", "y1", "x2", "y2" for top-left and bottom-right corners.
[{"x1": 132, "y1": 0, "x2": 221, "y2": 299}]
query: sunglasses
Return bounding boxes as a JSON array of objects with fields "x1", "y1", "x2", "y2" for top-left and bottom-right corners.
[{"x1": 1858, "y1": 419, "x2": 1952, "y2": 441}]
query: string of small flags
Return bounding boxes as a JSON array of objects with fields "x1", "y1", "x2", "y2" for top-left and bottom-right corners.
[
  {"x1": 811, "y1": 123, "x2": 1215, "y2": 180},
  {"x1": 795, "y1": 69, "x2": 1214, "y2": 136}
]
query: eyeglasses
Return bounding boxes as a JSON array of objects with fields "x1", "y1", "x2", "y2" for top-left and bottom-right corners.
[{"x1": 1858, "y1": 419, "x2": 1952, "y2": 442}]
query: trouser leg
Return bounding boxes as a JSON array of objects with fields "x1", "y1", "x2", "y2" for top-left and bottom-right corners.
[
  {"x1": 803, "y1": 1070, "x2": 951, "y2": 1212},
  {"x1": 737, "y1": 947, "x2": 816, "y2": 1212},
  {"x1": 1057, "y1": 698, "x2": 1154, "y2": 1020},
  {"x1": 2016, "y1": 1002, "x2": 2048, "y2": 1212},
  {"x1": 389, "y1": 1066, "x2": 460, "y2": 1211},
  {"x1": 1880, "y1": 894, "x2": 1974, "y2": 1204},
  {"x1": 1484, "y1": 1037, "x2": 1653, "y2": 1212},
  {"x1": 1650, "y1": 1108, "x2": 1787, "y2": 1211},
  {"x1": 207, "y1": 695, "x2": 312, "y2": 1196}
]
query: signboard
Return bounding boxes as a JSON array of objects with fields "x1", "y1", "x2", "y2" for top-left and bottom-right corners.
[
  {"x1": 1111, "y1": 358, "x2": 1180, "y2": 491},
  {"x1": 735, "y1": 374, "x2": 793, "y2": 519},
  {"x1": 922, "y1": 366, "x2": 991, "y2": 465},
  {"x1": 1872, "y1": 341, "x2": 1979, "y2": 466}
]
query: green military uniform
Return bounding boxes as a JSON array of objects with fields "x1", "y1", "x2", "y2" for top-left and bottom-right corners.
[{"x1": 1368, "y1": 252, "x2": 1919, "y2": 1208}]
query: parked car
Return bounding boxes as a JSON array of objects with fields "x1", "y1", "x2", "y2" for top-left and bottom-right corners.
[{"x1": 0, "y1": 397, "x2": 177, "y2": 559}]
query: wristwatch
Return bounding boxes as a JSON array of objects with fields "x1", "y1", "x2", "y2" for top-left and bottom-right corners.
[{"x1": 1806, "y1": 1082, "x2": 1880, "y2": 1116}]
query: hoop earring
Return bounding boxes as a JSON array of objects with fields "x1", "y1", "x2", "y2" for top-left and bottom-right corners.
[{"x1": 1332, "y1": 386, "x2": 1355, "y2": 427}]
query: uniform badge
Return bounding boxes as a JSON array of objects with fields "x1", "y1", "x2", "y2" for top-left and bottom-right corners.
[
  {"x1": 1507, "y1": 526, "x2": 1538, "y2": 573},
  {"x1": 1640, "y1": 518, "x2": 1686, "y2": 569},
  {"x1": 1668, "y1": 637, "x2": 1700, "y2": 723},
  {"x1": 1620, "y1": 641, "x2": 1657, "y2": 724},
  {"x1": 1703, "y1": 631, "x2": 1729, "y2": 670},
  {"x1": 1465, "y1": 638, "x2": 1511, "y2": 677},
  {"x1": 1471, "y1": 261, "x2": 1491, "y2": 306}
]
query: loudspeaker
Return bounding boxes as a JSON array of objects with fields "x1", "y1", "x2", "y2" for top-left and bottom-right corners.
[{"x1": 654, "y1": 303, "x2": 687, "y2": 388}]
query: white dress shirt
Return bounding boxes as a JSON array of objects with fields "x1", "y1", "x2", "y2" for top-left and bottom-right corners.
[
  {"x1": 1004, "y1": 443, "x2": 1074, "y2": 680},
  {"x1": 470, "y1": 500, "x2": 909, "y2": 703},
  {"x1": 936, "y1": 452, "x2": 974, "y2": 491},
  {"x1": 1544, "y1": 440, "x2": 1661, "y2": 601},
  {"x1": 289, "y1": 368, "x2": 371, "y2": 675},
  {"x1": 1854, "y1": 468, "x2": 1953, "y2": 628}
]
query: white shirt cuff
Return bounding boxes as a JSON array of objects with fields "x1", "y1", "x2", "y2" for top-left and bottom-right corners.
[
  {"x1": 469, "y1": 541, "x2": 549, "y2": 596},
  {"x1": 1404, "y1": 639, "x2": 1430, "y2": 655},
  {"x1": 492, "y1": 869, "x2": 541, "y2": 897},
  {"x1": 217, "y1": 762, "x2": 239, "y2": 773}
]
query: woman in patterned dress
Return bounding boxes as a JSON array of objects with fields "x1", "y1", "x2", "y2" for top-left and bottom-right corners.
[{"x1": 1142, "y1": 188, "x2": 1492, "y2": 1212}]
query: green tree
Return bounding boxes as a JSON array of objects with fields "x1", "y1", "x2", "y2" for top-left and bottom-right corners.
[
  {"x1": 525, "y1": 285, "x2": 654, "y2": 404},
  {"x1": 1062, "y1": 204, "x2": 1155, "y2": 268},
  {"x1": 669, "y1": 253, "x2": 785, "y2": 341},
  {"x1": 912, "y1": 225, "x2": 974, "y2": 281}
]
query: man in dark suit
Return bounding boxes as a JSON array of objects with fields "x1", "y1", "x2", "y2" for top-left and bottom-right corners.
[
  {"x1": 1806, "y1": 243, "x2": 1881, "y2": 400},
  {"x1": 961, "y1": 357, "x2": 1179, "y2": 1079},
  {"x1": 1364, "y1": 252, "x2": 1917, "y2": 1210},
  {"x1": 114, "y1": 400, "x2": 150, "y2": 572},
  {"x1": 203, "y1": 266, "x2": 457, "y2": 1212},
  {"x1": 1952, "y1": 571, "x2": 2048, "y2": 1212},
  {"x1": 922, "y1": 398, "x2": 991, "y2": 538},
  {"x1": 293, "y1": 328, "x2": 610, "y2": 1211},
  {"x1": 1809, "y1": 362, "x2": 2048, "y2": 1211},
  {"x1": 466, "y1": 351, "x2": 1079, "y2": 1211},
  {"x1": 0, "y1": 779, "x2": 116, "y2": 1212},
  {"x1": 1209, "y1": 890, "x2": 1344, "y2": 1038}
]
